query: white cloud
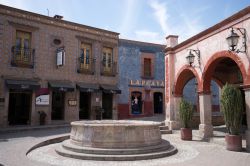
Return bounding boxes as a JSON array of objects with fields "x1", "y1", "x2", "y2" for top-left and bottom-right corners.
[
  {"x1": 148, "y1": 0, "x2": 169, "y2": 34},
  {"x1": 119, "y1": 0, "x2": 140, "y2": 36},
  {"x1": 134, "y1": 30, "x2": 165, "y2": 44},
  {"x1": 148, "y1": 0, "x2": 206, "y2": 42}
]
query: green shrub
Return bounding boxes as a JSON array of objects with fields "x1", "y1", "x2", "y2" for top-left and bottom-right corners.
[
  {"x1": 220, "y1": 83, "x2": 243, "y2": 135},
  {"x1": 179, "y1": 99, "x2": 194, "y2": 128}
]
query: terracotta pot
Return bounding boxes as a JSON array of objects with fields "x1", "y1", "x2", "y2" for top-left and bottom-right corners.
[
  {"x1": 180, "y1": 128, "x2": 192, "y2": 140},
  {"x1": 225, "y1": 134, "x2": 242, "y2": 151}
]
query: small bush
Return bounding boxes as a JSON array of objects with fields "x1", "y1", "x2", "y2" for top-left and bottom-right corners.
[{"x1": 179, "y1": 99, "x2": 194, "y2": 128}]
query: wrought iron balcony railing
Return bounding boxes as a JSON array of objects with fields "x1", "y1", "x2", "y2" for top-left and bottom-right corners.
[
  {"x1": 11, "y1": 46, "x2": 35, "y2": 68},
  {"x1": 77, "y1": 57, "x2": 95, "y2": 75},
  {"x1": 100, "y1": 61, "x2": 117, "y2": 77}
]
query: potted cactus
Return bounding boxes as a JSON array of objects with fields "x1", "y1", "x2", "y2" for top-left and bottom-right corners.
[
  {"x1": 179, "y1": 99, "x2": 194, "y2": 140},
  {"x1": 220, "y1": 83, "x2": 243, "y2": 151}
]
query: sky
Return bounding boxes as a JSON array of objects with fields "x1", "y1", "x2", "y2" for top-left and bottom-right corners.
[{"x1": 0, "y1": 0, "x2": 249, "y2": 44}]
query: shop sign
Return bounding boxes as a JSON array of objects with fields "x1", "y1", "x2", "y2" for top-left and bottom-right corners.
[
  {"x1": 129, "y1": 80, "x2": 164, "y2": 87},
  {"x1": 36, "y1": 95, "x2": 49, "y2": 105},
  {"x1": 36, "y1": 88, "x2": 50, "y2": 105},
  {"x1": 68, "y1": 99, "x2": 77, "y2": 106}
]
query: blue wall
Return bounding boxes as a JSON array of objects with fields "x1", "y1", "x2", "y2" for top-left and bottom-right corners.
[
  {"x1": 118, "y1": 39, "x2": 220, "y2": 108},
  {"x1": 183, "y1": 78, "x2": 220, "y2": 105},
  {"x1": 118, "y1": 39, "x2": 165, "y2": 103}
]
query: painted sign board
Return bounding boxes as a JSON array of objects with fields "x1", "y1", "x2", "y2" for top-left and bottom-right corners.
[{"x1": 36, "y1": 88, "x2": 50, "y2": 105}]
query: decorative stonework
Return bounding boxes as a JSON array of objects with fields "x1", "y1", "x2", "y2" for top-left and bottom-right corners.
[
  {"x1": 55, "y1": 120, "x2": 177, "y2": 160},
  {"x1": 69, "y1": 120, "x2": 162, "y2": 148}
]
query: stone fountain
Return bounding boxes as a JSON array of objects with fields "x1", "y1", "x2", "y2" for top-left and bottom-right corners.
[{"x1": 55, "y1": 120, "x2": 177, "y2": 161}]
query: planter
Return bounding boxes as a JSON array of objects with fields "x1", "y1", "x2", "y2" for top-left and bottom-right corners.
[
  {"x1": 225, "y1": 134, "x2": 242, "y2": 151},
  {"x1": 180, "y1": 128, "x2": 192, "y2": 140}
]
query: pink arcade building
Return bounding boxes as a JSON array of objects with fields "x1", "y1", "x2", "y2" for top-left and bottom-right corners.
[{"x1": 164, "y1": 6, "x2": 250, "y2": 151}]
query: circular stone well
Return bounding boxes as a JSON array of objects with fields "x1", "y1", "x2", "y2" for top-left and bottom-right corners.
[{"x1": 55, "y1": 120, "x2": 177, "y2": 161}]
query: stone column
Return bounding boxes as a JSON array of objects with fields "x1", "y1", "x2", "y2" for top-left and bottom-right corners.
[
  {"x1": 244, "y1": 88, "x2": 250, "y2": 152},
  {"x1": 173, "y1": 96, "x2": 181, "y2": 127},
  {"x1": 166, "y1": 96, "x2": 178, "y2": 129},
  {"x1": 199, "y1": 93, "x2": 213, "y2": 138},
  {"x1": 165, "y1": 49, "x2": 179, "y2": 129}
]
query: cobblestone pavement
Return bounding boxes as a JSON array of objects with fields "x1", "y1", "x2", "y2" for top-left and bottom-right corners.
[{"x1": 0, "y1": 126, "x2": 250, "y2": 166}]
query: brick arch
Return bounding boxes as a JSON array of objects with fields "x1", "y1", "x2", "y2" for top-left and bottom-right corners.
[
  {"x1": 174, "y1": 65, "x2": 201, "y2": 96},
  {"x1": 202, "y1": 50, "x2": 248, "y2": 92}
]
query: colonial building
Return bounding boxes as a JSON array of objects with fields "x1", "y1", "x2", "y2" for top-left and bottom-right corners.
[
  {"x1": 118, "y1": 39, "x2": 165, "y2": 119},
  {"x1": 164, "y1": 6, "x2": 250, "y2": 151},
  {"x1": 0, "y1": 5, "x2": 121, "y2": 127}
]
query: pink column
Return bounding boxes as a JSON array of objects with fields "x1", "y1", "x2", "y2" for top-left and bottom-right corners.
[{"x1": 199, "y1": 92, "x2": 213, "y2": 138}]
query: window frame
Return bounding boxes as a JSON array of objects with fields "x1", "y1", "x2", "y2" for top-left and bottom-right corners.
[
  {"x1": 102, "y1": 47, "x2": 113, "y2": 73},
  {"x1": 80, "y1": 42, "x2": 92, "y2": 70}
]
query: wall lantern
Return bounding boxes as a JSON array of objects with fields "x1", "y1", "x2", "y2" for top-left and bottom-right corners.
[
  {"x1": 186, "y1": 49, "x2": 200, "y2": 67},
  {"x1": 226, "y1": 27, "x2": 246, "y2": 53}
]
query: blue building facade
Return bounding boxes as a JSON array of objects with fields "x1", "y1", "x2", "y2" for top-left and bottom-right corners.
[{"x1": 117, "y1": 39, "x2": 165, "y2": 119}]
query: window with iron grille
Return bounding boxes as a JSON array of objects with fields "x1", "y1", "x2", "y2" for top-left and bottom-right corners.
[
  {"x1": 102, "y1": 47, "x2": 113, "y2": 73},
  {"x1": 12, "y1": 30, "x2": 32, "y2": 66},
  {"x1": 80, "y1": 43, "x2": 92, "y2": 70}
]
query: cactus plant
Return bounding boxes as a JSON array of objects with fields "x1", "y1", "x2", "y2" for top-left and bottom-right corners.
[
  {"x1": 179, "y1": 99, "x2": 194, "y2": 128},
  {"x1": 220, "y1": 83, "x2": 243, "y2": 135}
]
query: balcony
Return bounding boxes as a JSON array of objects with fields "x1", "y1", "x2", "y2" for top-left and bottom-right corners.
[
  {"x1": 100, "y1": 61, "x2": 117, "y2": 77},
  {"x1": 77, "y1": 57, "x2": 95, "y2": 75},
  {"x1": 11, "y1": 46, "x2": 35, "y2": 68}
]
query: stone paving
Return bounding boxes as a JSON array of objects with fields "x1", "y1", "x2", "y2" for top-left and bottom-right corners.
[{"x1": 0, "y1": 125, "x2": 249, "y2": 166}]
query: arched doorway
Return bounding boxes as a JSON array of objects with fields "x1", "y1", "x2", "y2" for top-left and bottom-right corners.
[
  {"x1": 202, "y1": 51, "x2": 248, "y2": 134},
  {"x1": 153, "y1": 92, "x2": 163, "y2": 114},
  {"x1": 174, "y1": 66, "x2": 201, "y2": 127},
  {"x1": 203, "y1": 51, "x2": 247, "y2": 92},
  {"x1": 174, "y1": 66, "x2": 201, "y2": 96}
]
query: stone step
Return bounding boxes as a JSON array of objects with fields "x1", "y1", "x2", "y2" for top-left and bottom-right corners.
[
  {"x1": 62, "y1": 140, "x2": 171, "y2": 155},
  {"x1": 55, "y1": 144, "x2": 177, "y2": 161},
  {"x1": 161, "y1": 130, "x2": 172, "y2": 134}
]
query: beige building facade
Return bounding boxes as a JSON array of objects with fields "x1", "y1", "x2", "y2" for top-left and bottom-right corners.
[{"x1": 0, "y1": 5, "x2": 120, "y2": 127}]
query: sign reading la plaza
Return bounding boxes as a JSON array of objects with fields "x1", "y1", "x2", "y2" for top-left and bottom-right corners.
[{"x1": 129, "y1": 80, "x2": 164, "y2": 87}]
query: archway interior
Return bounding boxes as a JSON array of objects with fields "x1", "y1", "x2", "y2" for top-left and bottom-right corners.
[
  {"x1": 206, "y1": 57, "x2": 244, "y2": 126},
  {"x1": 183, "y1": 78, "x2": 198, "y2": 111},
  {"x1": 213, "y1": 58, "x2": 243, "y2": 85},
  {"x1": 182, "y1": 78, "x2": 220, "y2": 110},
  {"x1": 210, "y1": 80, "x2": 220, "y2": 113}
]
